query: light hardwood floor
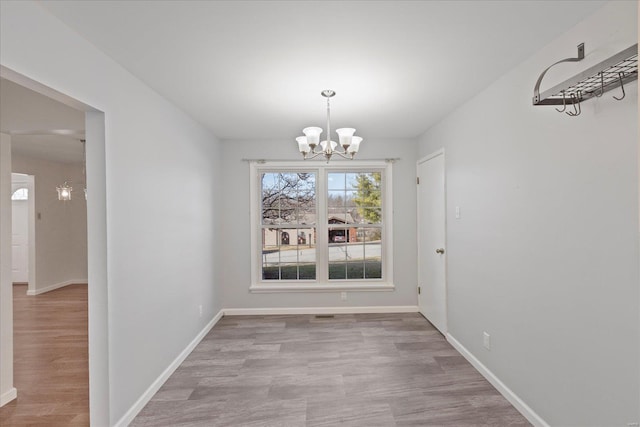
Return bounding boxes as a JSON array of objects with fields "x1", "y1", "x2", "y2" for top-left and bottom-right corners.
[
  {"x1": 132, "y1": 313, "x2": 530, "y2": 426},
  {"x1": 0, "y1": 284, "x2": 89, "y2": 426}
]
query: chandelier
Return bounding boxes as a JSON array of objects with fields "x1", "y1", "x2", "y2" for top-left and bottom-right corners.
[
  {"x1": 296, "y1": 90, "x2": 362, "y2": 161},
  {"x1": 55, "y1": 139, "x2": 87, "y2": 201},
  {"x1": 56, "y1": 182, "x2": 72, "y2": 201}
]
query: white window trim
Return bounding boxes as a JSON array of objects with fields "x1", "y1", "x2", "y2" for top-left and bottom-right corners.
[{"x1": 249, "y1": 160, "x2": 394, "y2": 292}]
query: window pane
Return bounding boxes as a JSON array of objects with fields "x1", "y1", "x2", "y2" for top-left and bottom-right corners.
[
  {"x1": 329, "y1": 262, "x2": 347, "y2": 280},
  {"x1": 346, "y1": 173, "x2": 360, "y2": 190},
  {"x1": 364, "y1": 227, "x2": 382, "y2": 279},
  {"x1": 262, "y1": 172, "x2": 316, "y2": 226},
  {"x1": 262, "y1": 245, "x2": 280, "y2": 280},
  {"x1": 346, "y1": 243, "x2": 364, "y2": 279},
  {"x1": 364, "y1": 227, "x2": 382, "y2": 243},
  {"x1": 297, "y1": 204, "x2": 316, "y2": 225},
  {"x1": 262, "y1": 227, "x2": 316, "y2": 280},
  {"x1": 326, "y1": 171, "x2": 384, "y2": 281},
  {"x1": 328, "y1": 190, "x2": 345, "y2": 207},
  {"x1": 345, "y1": 191, "x2": 357, "y2": 208},
  {"x1": 328, "y1": 227, "x2": 349, "y2": 244},
  {"x1": 355, "y1": 190, "x2": 381, "y2": 208},
  {"x1": 328, "y1": 241, "x2": 346, "y2": 280},
  {"x1": 327, "y1": 190, "x2": 345, "y2": 222},
  {"x1": 364, "y1": 260, "x2": 382, "y2": 279},
  {"x1": 298, "y1": 263, "x2": 316, "y2": 280},
  {"x1": 11, "y1": 188, "x2": 28, "y2": 201},
  {"x1": 359, "y1": 208, "x2": 382, "y2": 224},
  {"x1": 350, "y1": 173, "x2": 381, "y2": 227},
  {"x1": 327, "y1": 172, "x2": 345, "y2": 190}
]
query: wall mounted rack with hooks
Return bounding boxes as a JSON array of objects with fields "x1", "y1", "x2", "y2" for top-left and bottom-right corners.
[{"x1": 532, "y1": 43, "x2": 637, "y2": 116}]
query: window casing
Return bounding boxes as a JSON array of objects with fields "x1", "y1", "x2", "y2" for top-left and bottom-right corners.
[{"x1": 250, "y1": 161, "x2": 393, "y2": 292}]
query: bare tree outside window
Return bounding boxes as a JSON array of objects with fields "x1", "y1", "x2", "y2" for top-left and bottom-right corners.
[{"x1": 261, "y1": 173, "x2": 315, "y2": 224}]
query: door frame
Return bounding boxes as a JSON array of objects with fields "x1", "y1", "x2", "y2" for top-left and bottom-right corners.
[
  {"x1": 416, "y1": 148, "x2": 448, "y2": 333},
  {"x1": 10, "y1": 173, "x2": 35, "y2": 291},
  {"x1": 0, "y1": 66, "x2": 110, "y2": 425}
]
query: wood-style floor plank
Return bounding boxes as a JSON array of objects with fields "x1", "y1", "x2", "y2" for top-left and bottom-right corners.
[
  {"x1": 0, "y1": 284, "x2": 89, "y2": 427},
  {"x1": 132, "y1": 313, "x2": 530, "y2": 426}
]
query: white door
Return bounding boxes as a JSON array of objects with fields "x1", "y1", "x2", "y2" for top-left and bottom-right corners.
[
  {"x1": 417, "y1": 150, "x2": 447, "y2": 334},
  {"x1": 11, "y1": 177, "x2": 30, "y2": 283}
]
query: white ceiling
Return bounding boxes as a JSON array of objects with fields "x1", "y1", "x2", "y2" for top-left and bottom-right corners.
[
  {"x1": 39, "y1": 0, "x2": 606, "y2": 140},
  {"x1": 1, "y1": 78, "x2": 85, "y2": 164},
  {"x1": 10, "y1": 134, "x2": 85, "y2": 164}
]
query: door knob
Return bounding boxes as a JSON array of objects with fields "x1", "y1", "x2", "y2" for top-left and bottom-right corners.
[{"x1": 435, "y1": 248, "x2": 445, "y2": 254}]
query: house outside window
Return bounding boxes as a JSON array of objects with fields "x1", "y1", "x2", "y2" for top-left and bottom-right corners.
[{"x1": 250, "y1": 161, "x2": 394, "y2": 292}]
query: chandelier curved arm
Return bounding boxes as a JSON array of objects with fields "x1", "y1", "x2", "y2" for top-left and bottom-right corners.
[{"x1": 303, "y1": 149, "x2": 354, "y2": 162}]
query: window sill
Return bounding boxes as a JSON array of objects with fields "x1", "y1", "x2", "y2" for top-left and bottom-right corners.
[{"x1": 249, "y1": 283, "x2": 395, "y2": 293}]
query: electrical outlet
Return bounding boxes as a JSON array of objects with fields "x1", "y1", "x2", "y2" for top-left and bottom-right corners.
[
  {"x1": 341, "y1": 292, "x2": 347, "y2": 301},
  {"x1": 198, "y1": 305, "x2": 203, "y2": 317},
  {"x1": 483, "y1": 332, "x2": 491, "y2": 350},
  {"x1": 455, "y1": 206, "x2": 461, "y2": 219}
]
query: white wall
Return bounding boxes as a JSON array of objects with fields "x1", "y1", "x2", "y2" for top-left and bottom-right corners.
[
  {"x1": 221, "y1": 138, "x2": 418, "y2": 309},
  {"x1": 418, "y1": 2, "x2": 639, "y2": 425},
  {"x1": 12, "y1": 153, "x2": 87, "y2": 293},
  {"x1": 0, "y1": 1, "x2": 223, "y2": 424},
  {"x1": 0, "y1": 133, "x2": 16, "y2": 406}
]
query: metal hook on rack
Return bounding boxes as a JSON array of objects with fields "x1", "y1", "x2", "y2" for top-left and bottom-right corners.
[
  {"x1": 566, "y1": 92, "x2": 582, "y2": 116},
  {"x1": 595, "y1": 72, "x2": 604, "y2": 97},
  {"x1": 555, "y1": 91, "x2": 567, "y2": 112},
  {"x1": 613, "y1": 72, "x2": 626, "y2": 100}
]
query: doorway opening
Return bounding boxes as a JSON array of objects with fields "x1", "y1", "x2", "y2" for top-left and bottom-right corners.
[
  {"x1": 0, "y1": 67, "x2": 109, "y2": 426},
  {"x1": 11, "y1": 173, "x2": 34, "y2": 289}
]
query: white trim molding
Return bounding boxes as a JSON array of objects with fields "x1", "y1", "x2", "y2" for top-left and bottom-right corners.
[
  {"x1": 250, "y1": 160, "x2": 394, "y2": 291},
  {"x1": 113, "y1": 309, "x2": 225, "y2": 427},
  {"x1": 0, "y1": 387, "x2": 17, "y2": 406},
  {"x1": 26, "y1": 280, "x2": 87, "y2": 296},
  {"x1": 223, "y1": 306, "x2": 418, "y2": 316},
  {"x1": 249, "y1": 283, "x2": 395, "y2": 293},
  {"x1": 446, "y1": 333, "x2": 549, "y2": 427}
]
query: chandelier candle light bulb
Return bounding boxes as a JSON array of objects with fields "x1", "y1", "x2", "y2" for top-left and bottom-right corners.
[{"x1": 296, "y1": 90, "x2": 362, "y2": 162}]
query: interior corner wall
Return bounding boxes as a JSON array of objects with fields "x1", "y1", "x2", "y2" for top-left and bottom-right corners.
[
  {"x1": 0, "y1": 133, "x2": 15, "y2": 405},
  {"x1": 11, "y1": 153, "x2": 88, "y2": 293},
  {"x1": 417, "y1": 2, "x2": 639, "y2": 426},
  {"x1": 220, "y1": 138, "x2": 418, "y2": 309},
  {"x1": 0, "y1": 1, "x2": 223, "y2": 423}
]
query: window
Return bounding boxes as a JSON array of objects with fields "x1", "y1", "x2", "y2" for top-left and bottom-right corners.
[
  {"x1": 260, "y1": 172, "x2": 317, "y2": 281},
  {"x1": 250, "y1": 161, "x2": 393, "y2": 291},
  {"x1": 327, "y1": 172, "x2": 382, "y2": 280},
  {"x1": 11, "y1": 188, "x2": 28, "y2": 201}
]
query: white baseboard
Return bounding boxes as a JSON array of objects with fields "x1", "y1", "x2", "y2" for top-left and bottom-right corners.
[
  {"x1": 113, "y1": 309, "x2": 224, "y2": 427},
  {"x1": 0, "y1": 387, "x2": 17, "y2": 406},
  {"x1": 26, "y1": 279, "x2": 87, "y2": 296},
  {"x1": 446, "y1": 333, "x2": 549, "y2": 427},
  {"x1": 223, "y1": 305, "x2": 419, "y2": 316}
]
